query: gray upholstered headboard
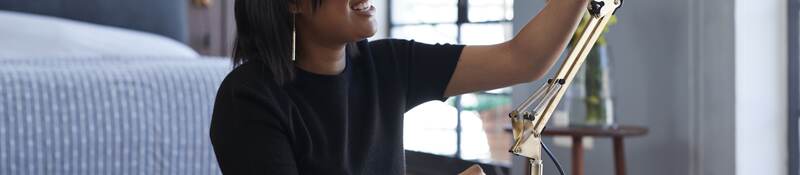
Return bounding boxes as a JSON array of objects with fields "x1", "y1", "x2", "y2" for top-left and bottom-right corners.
[{"x1": 0, "y1": 0, "x2": 189, "y2": 43}]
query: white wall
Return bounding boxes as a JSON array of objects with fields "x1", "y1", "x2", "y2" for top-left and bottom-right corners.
[
  {"x1": 513, "y1": 0, "x2": 703, "y2": 174},
  {"x1": 512, "y1": 0, "x2": 791, "y2": 174},
  {"x1": 734, "y1": 0, "x2": 788, "y2": 174}
]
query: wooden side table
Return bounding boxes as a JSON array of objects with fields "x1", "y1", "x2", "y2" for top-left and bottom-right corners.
[{"x1": 540, "y1": 125, "x2": 648, "y2": 175}]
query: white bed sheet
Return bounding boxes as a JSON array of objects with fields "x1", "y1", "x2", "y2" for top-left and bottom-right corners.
[{"x1": 0, "y1": 10, "x2": 199, "y2": 59}]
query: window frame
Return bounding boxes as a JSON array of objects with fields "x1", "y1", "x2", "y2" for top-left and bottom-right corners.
[
  {"x1": 789, "y1": 0, "x2": 799, "y2": 174},
  {"x1": 387, "y1": 0, "x2": 513, "y2": 161}
]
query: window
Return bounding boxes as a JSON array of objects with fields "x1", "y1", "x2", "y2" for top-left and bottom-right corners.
[
  {"x1": 390, "y1": 0, "x2": 514, "y2": 165},
  {"x1": 789, "y1": 0, "x2": 799, "y2": 174}
]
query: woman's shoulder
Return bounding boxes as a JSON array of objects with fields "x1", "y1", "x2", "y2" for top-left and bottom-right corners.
[
  {"x1": 214, "y1": 61, "x2": 292, "y2": 117},
  {"x1": 211, "y1": 61, "x2": 293, "y2": 129},
  {"x1": 217, "y1": 61, "x2": 282, "y2": 97}
]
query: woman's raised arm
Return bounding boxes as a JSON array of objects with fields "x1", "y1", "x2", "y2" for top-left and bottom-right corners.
[{"x1": 443, "y1": 0, "x2": 589, "y2": 96}]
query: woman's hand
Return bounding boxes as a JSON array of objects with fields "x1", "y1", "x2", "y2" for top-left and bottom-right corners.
[{"x1": 458, "y1": 164, "x2": 486, "y2": 175}]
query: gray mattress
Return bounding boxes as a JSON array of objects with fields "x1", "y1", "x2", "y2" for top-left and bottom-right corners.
[{"x1": 0, "y1": 56, "x2": 229, "y2": 175}]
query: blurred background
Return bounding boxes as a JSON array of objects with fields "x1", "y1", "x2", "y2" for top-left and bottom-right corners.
[{"x1": 0, "y1": 0, "x2": 793, "y2": 175}]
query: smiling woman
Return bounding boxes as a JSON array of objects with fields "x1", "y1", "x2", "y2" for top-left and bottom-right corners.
[
  {"x1": 209, "y1": 0, "x2": 590, "y2": 174},
  {"x1": 212, "y1": 0, "x2": 464, "y2": 174}
]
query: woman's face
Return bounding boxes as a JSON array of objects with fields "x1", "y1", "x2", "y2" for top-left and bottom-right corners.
[{"x1": 295, "y1": 0, "x2": 377, "y2": 43}]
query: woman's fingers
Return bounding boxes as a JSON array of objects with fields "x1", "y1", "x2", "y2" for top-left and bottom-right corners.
[{"x1": 458, "y1": 164, "x2": 486, "y2": 175}]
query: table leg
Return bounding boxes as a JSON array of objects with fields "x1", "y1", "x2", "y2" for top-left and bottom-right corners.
[
  {"x1": 525, "y1": 158, "x2": 531, "y2": 175},
  {"x1": 613, "y1": 137, "x2": 626, "y2": 175},
  {"x1": 572, "y1": 136, "x2": 584, "y2": 175}
]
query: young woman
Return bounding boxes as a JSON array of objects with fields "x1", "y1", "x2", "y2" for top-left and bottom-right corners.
[{"x1": 210, "y1": 0, "x2": 589, "y2": 174}]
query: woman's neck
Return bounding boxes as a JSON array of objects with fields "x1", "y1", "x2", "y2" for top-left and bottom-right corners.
[{"x1": 294, "y1": 37, "x2": 347, "y2": 75}]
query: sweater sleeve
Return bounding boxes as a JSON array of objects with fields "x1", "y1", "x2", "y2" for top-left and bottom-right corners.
[{"x1": 369, "y1": 39, "x2": 465, "y2": 111}]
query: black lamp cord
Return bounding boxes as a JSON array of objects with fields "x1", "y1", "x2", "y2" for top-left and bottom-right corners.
[{"x1": 541, "y1": 141, "x2": 566, "y2": 175}]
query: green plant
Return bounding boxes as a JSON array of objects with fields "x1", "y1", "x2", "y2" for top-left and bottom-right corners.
[
  {"x1": 571, "y1": 14, "x2": 617, "y2": 47},
  {"x1": 570, "y1": 14, "x2": 617, "y2": 125}
]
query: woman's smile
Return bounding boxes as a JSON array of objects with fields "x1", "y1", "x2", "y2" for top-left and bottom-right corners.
[{"x1": 350, "y1": 0, "x2": 375, "y2": 17}]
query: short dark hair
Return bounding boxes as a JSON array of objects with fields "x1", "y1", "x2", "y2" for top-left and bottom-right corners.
[{"x1": 232, "y1": 0, "x2": 322, "y2": 86}]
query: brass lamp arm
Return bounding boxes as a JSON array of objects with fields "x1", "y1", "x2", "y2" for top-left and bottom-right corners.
[{"x1": 508, "y1": 0, "x2": 623, "y2": 174}]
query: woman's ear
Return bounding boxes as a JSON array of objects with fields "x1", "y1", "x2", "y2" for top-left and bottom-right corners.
[
  {"x1": 288, "y1": 0, "x2": 304, "y2": 14},
  {"x1": 288, "y1": 4, "x2": 300, "y2": 14}
]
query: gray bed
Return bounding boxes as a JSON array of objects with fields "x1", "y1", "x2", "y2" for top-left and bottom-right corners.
[{"x1": 0, "y1": 1, "x2": 227, "y2": 174}]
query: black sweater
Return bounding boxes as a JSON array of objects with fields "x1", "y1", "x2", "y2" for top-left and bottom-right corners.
[{"x1": 210, "y1": 39, "x2": 465, "y2": 175}]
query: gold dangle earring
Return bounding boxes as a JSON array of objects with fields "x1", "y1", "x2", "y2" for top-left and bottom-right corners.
[{"x1": 291, "y1": 14, "x2": 297, "y2": 62}]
